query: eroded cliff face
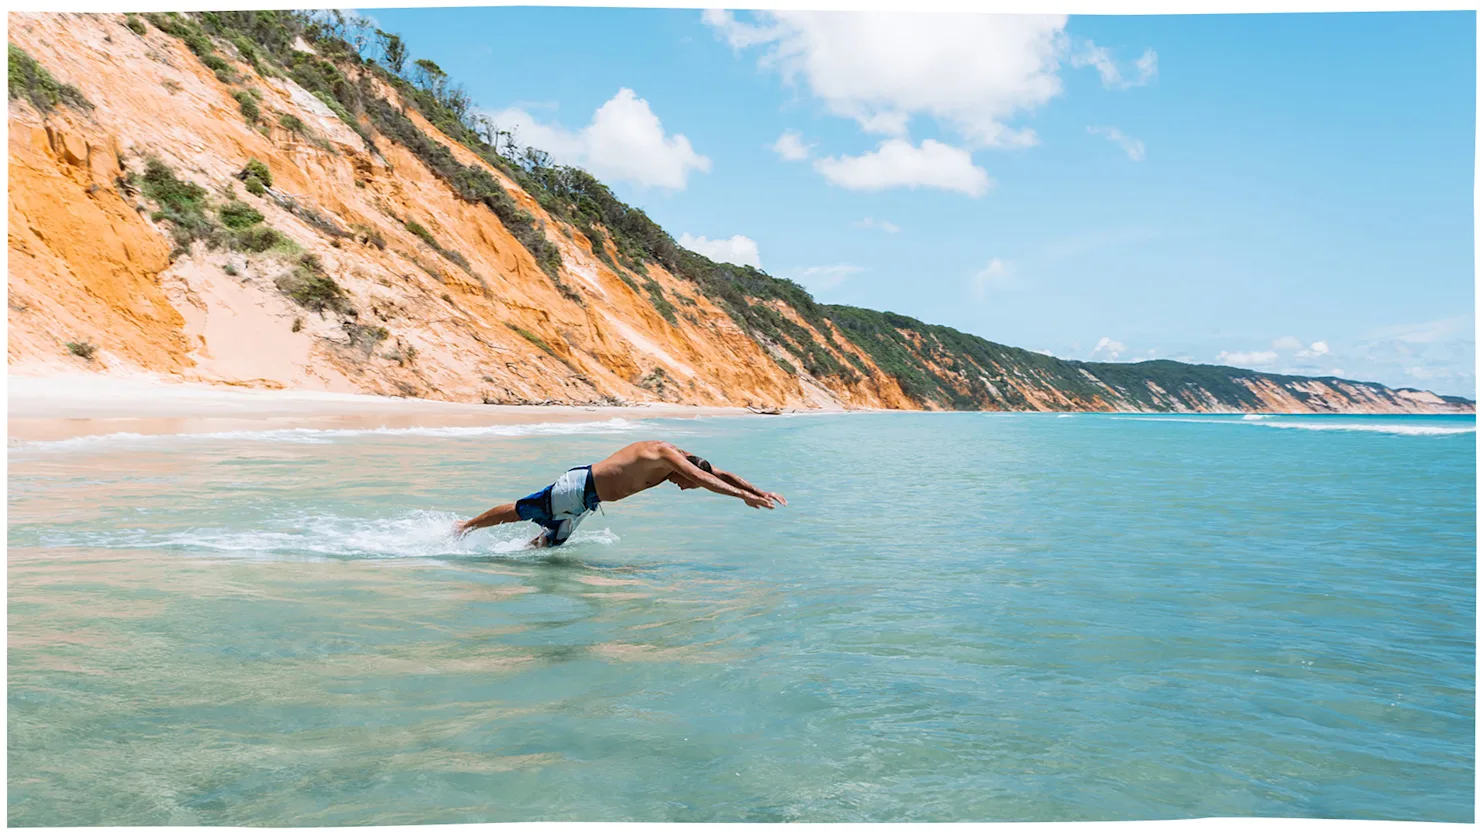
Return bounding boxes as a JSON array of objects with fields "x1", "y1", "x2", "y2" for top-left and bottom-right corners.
[
  {"x1": 7, "y1": 12, "x2": 1473, "y2": 416},
  {"x1": 7, "y1": 12, "x2": 857, "y2": 408}
]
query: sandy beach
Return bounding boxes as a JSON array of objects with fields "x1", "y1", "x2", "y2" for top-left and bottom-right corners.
[{"x1": 7, "y1": 373, "x2": 767, "y2": 444}]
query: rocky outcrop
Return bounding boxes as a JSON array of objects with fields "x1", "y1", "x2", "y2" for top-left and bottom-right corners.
[{"x1": 7, "y1": 12, "x2": 1472, "y2": 415}]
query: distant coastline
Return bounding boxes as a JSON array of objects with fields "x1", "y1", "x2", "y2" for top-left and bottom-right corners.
[{"x1": 8, "y1": 372, "x2": 1471, "y2": 446}]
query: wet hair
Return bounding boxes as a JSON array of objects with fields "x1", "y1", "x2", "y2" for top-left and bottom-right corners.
[{"x1": 685, "y1": 454, "x2": 713, "y2": 474}]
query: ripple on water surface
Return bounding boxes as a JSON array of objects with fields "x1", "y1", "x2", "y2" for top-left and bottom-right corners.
[{"x1": 8, "y1": 413, "x2": 1475, "y2": 824}]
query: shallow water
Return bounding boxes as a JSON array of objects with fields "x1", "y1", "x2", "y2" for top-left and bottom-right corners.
[{"x1": 9, "y1": 412, "x2": 1475, "y2": 823}]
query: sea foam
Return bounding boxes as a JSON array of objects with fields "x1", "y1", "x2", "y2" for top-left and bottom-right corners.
[
  {"x1": 1111, "y1": 416, "x2": 1474, "y2": 436},
  {"x1": 39, "y1": 508, "x2": 619, "y2": 560}
]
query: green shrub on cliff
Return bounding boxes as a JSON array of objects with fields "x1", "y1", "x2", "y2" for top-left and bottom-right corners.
[
  {"x1": 239, "y1": 158, "x2": 272, "y2": 188},
  {"x1": 403, "y1": 219, "x2": 439, "y2": 250},
  {"x1": 65, "y1": 341, "x2": 97, "y2": 361},
  {"x1": 230, "y1": 225, "x2": 285, "y2": 253},
  {"x1": 139, "y1": 158, "x2": 222, "y2": 254},
  {"x1": 8, "y1": 44, "x2": 92, "y2": 112},
  {"x1": 506, "y1": 323, "x2": 556, "y2": 358},
  {"x1": 218, "y1": 200, "x2": 264, "y2": 229},
  {"x1": 276, "y1": 252, "x2": 351, "y2": 315},
  {"x1": 232, "y1": 89, "x2": 259, "y2": 123}
]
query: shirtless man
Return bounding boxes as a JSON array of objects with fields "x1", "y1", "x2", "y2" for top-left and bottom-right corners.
[{"x1": 454, "y1": 440, "x2": 788, "y2": 547}]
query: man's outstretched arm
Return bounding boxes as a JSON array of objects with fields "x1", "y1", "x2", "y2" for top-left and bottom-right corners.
[
  {"x1": 454, "y1": 502, "x2": 520, "y2": 537},
  {"x1": 711, "y1": 467, "x2": 787, "y2": 506},
  {"x1": 660, "y1": 446, "x2": 777, "y2": 508}
]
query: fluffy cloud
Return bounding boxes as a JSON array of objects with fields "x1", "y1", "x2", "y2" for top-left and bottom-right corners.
[
  {"x1": 1090, "y1": 337, "x2": 1128, "y2": 360},
  {"x1": 1071, "y1": 40, "x2": 1158, "y2": 89},
  {"x1": 1086, "y1": 125, "x2": 1145, "y2": 161},
  {"x1": 677, "y1": 233, "x2": 762, "y2": 268},
  {"x1": 1304, "y1": 340, "x2": 1330, "y2": 356},
  {"x1": 1217, "y1": 350, "x2": 1279, "y2": 367},
  {"x1": 969, "y1": 258, "x2": 1016, "y2": 300},
  {"x1": 771, "y1": 130, "x2": 814, "y2": 161},
  {"x1": 856, "y1": 217, "x2": 900, "y2": 233},
  {"x1": 484, "y1": 89, "x2": 710, "y2": 189},
  {"x1": 790, "y1": 264, "x2": 864, "y2": 292},
  {"x1": 814, "y1": 139, "x2": 991, "y2": 197},
  {"x1": 1271, "y1": 336, "x2": 1303, "y2": 350},
  {"x1": 703, "y1": 10, "x2": 1069, "y2": 147}
]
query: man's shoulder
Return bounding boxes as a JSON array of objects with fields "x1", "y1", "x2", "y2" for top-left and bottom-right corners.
[{"x1": 611, "y1": 440, "x2": 675, "y2": 459}]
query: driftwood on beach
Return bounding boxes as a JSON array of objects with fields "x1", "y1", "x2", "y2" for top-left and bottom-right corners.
[{"x1": 747, "y1": 406, "x2": 786, "y2": 415}]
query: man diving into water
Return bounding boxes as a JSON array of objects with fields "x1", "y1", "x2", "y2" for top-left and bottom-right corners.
[{"x1": 454, "y1": 440, "x2": 788, "y2": 547}]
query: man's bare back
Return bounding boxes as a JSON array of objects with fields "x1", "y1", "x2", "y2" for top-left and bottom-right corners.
[{"x1": 454, "y1": 440, "x2": 786, "y2": 547}]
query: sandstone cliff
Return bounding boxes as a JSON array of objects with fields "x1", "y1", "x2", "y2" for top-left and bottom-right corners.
[{"x1": 7, "y1": 11, "x2": 1473, "y2": 415}]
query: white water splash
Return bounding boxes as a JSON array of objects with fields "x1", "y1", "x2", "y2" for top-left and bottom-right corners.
[{"x1": 40, "y1": 509, "x2": 620, "y2": 560}]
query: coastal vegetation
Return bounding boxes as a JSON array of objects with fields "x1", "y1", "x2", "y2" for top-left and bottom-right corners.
[
  {"x1": 104, "y1": 9, "x2": 1467, "y2": 413},
  {"x1": 8, "y1": 44, "x2": 91, "y2": 112}
]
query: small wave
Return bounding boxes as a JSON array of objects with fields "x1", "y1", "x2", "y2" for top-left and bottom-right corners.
[
  {"x1": 1110, "y1": 416, "x2": 1474, "y2": 436},
  {"x1": 11, "y1": 418, "x2": 648, "y2": 454},
  {"x1": 1259, "y1": 421, "x2": 1474, "y2": 437},
  {"x1": 38, "y1": 509, "x2": 620, "y2": 560},
  {"x1": 1242, "y1": 414, "x2": 1274, "y2": 421}
]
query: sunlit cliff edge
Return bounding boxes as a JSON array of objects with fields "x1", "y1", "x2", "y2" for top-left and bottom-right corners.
[{"x1": 8, "y1": 11, "x2": 1473, "y2": 415}]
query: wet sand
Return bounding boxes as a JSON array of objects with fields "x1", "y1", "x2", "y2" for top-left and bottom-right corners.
[{"x1": 7, "y1": 373, "x2": 765, "y2": 443}]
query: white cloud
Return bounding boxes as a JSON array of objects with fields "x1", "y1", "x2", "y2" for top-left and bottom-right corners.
[
  {"x1": 856, "y1": 217, "x2": 900, "y2": 233},
  {"x1": 1271, "y1": 336, "x2": 1303, "y2": 351},
  {"x1": 814, "y1": 139, "x2": 990, "y2": 197},
  {"x1": 703, "y1": 10, "x2": 1069, "y2": 147},
  {"x1": 1405, "y1": 366, "x2": 1451, "y2": 380},
  {"x1": 1035, "y1": 348, "x2": 1054, "y2": 356},
  {"x1": 1293, "y1": 340, "x2": 1331, "y2": 358},
  {"x1": 1363, "y1": 315, "x2": 1473, "y2": 345},
  {"x1": 1090, "y1": 337, "x2": 1128, "y2": 360},
  {"x1": 969, "y1": 258, "x2": 1016, "y2": 300},
  {"x1": 771, "y1": 130, "x2": 814, "y2": 161},
  {"x1": 1071, "y1": 40, "x2": 1158, "y2": 89},
  {"x1": 1086, "y1": 125, "x2": 1145, "y2": 161},
  {"x1": 790, "y1": 264, "x2": 864, "y2": 292},
  {"x1": 1217, "y1": 350, "x2": 1279, "y2": 367},
  {"x1": 1332, "y1": 368, "x2": 1345, "y2": 377},
  {"x1": 484, "y1": 89, "x2": 710, "y2": 189},
  {"x1": 677, "y1": 233, "x2": 762, "y2": 268}
]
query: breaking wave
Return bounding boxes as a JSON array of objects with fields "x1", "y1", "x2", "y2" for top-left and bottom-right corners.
[{"x1": 1111, "y1": 416, "x2": 1474, "y2": 436}]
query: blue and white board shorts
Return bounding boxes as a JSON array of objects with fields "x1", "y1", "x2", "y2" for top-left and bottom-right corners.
[{"x1": 515, "y1": 465, "x2": 601, "y2": 546}]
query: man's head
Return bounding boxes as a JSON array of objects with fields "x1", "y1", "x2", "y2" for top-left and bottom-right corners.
[{"x1": 669, "y1": 454, "x2": 712, "y2": 490}]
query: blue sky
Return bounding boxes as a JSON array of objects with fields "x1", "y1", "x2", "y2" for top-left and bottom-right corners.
[{"x1": 361, "y1": 8, "x2": 1475, "y2": 397}]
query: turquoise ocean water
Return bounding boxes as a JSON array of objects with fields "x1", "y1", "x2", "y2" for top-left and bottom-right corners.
[{"x1": 8, "y1": 412, "x2": 1475, "y2": 824}]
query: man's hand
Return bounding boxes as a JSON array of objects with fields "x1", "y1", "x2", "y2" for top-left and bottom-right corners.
[
  {"x1": 743, "y1": 493, "x2": 775, "y2": 510},
  {"x1": 762, "y1": 491, "x2": 788, "y2": 507},
  {"x1": 451, "y1": 519, "x2": 472, "y2": 539}
]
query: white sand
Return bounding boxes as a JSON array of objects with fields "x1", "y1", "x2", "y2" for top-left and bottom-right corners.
[{"x1": 7, "y1": 373, "x2": 755, "y2": 443}]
